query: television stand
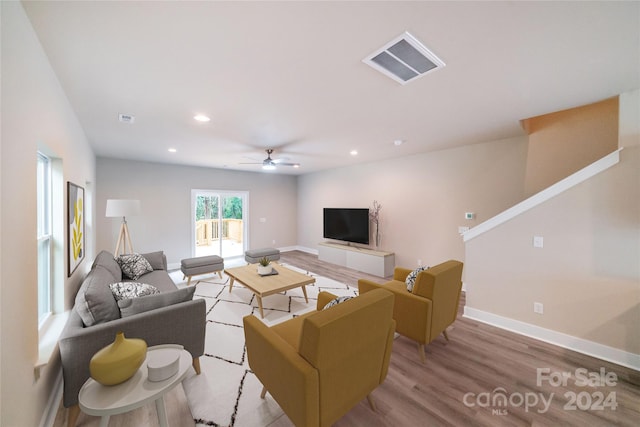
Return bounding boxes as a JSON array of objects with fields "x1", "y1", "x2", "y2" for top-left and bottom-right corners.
[{"x1": 318, "y1": 242, "x2": 395, "y2": 277}]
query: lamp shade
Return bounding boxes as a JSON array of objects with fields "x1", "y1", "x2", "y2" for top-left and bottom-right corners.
[{"x1": 105, "y1": 199, "x2": 141, "y2": 218}]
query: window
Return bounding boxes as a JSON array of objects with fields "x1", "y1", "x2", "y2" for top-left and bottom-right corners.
[{"x1": 37, "y1": 152, "x2": 52, "y2": 326}]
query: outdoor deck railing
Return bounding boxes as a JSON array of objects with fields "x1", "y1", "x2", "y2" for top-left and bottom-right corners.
[{"x1": 196, "y1": 219, "x2": 243, "y2": 246}]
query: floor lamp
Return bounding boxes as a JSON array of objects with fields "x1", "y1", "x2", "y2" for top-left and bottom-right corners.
[{"x1": 106, "y1": 199, "x2": 141, "y2": 256}]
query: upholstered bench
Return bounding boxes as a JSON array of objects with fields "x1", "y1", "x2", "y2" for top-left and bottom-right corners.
[
  {"x1": 181, "y1": 255, "x2": 224, "y2": 286},
  {"x1": 244, "y1": 248, "x2": 281, "y2": 264}
]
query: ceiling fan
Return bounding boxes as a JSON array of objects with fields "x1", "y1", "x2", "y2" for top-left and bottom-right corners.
[{"x1": 240, "y1": 148, "x2": 300, "y2": 170}]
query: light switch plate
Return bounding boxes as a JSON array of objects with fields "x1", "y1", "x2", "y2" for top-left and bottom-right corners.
[{"x1": 533, "y1": 236, "x2": 544, "y2": 248}]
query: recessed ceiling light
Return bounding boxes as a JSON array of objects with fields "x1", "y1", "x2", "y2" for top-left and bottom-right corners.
[
  {"x1": 194, "y1": 114, "x2": 211, "y2": 122},
  {"x1": 350, "y1": 150, "x2": 358, "y2": 156},
  {"x1": 393, "y1": 139, "x2": 405, "y2": 146},
  {"x1": 168, "y1": 148, "x2": 177, "y2": 153}
]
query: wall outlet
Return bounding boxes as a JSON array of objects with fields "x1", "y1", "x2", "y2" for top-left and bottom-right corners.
[
  {"x1": 534, "y1": 302, "x2": 544, "y2": 314},
  {"x1": 272, "y1": 239, "x2": 276, "y2": 245},
  {"x1": 259, "y1": 217, "x2": 267, "y2": 223},
  {"x1": 458, "y1": 226, "x2": 470, "y2": 234},
  {"x1": 417, "y1": 259, "x2": 422, "y2": 267}
]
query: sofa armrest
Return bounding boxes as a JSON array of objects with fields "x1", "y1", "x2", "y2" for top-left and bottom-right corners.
[
  {"x1": 393, "y1": 267, "x2": 413, "y2": 282},
  {"x1": 59, "y1": 298, "x2": 205, "y2": 408},
  {"x1": 243, "y1": 315, "x2": 319, "y2": 427},
  {"x1": 316, "y1": 291, "x2": 337, "y2": 310}
]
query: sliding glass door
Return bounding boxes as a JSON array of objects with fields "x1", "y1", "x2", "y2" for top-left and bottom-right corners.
[{"x1": 192, "y1": 190, "x2": 247, "y2": 259}]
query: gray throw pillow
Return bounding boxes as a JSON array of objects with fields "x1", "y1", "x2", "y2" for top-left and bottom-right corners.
[
  {"x1": 118, "y1": 286, "x2": 196, "y2": 318},
  {"x1": 322, "y1": 296, "x2": 354, "y2": 310},
  {"x1": 406, "y1": 266, "x2": 428, "y2": 293},
  {"x1": 109, "y1": 282, "x2": 160, "y2": 301},
  {"x1": 116, "y1": 253, "x2": 154, "y2": 280},
  {"x1": 75, "y1": 266, "x2": 121, "y2": 326}
]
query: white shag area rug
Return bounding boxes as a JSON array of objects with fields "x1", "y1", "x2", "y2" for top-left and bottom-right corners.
[{"x1": 169, "y1": 265, "x2": 358, "y2": 427}]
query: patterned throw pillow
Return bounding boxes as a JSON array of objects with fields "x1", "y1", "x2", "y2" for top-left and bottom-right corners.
[
  {"x1": 116, "y1": 253, "x2": 154, "y2": 280},
  {"x1": 406, "y1": 266, "x2": 428, "y2": 293},
  {"x1": 322, "y1": 296, "x2": 354, "y2": 310},
  {"x1": 109, "y1": 282, "x2": 160, "y2": 301}
]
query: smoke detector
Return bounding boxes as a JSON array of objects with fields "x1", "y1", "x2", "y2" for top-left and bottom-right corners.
[{"x1": 363, "y1": 32, "x2": 445, "y2": 85}]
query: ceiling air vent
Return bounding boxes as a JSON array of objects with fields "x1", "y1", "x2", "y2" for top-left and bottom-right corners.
[{"x1": 363, "y1": 32, "x2": 445, "y2": 85}]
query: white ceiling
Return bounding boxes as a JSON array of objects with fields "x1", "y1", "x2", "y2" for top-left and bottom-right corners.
[{"x1": 23, "y1": 1, "x2": 639, "y2": 175}]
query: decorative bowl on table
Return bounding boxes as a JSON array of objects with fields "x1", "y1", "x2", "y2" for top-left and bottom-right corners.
[{"x1": 147, "y1": 346, "x2": 181, "y2": 382}]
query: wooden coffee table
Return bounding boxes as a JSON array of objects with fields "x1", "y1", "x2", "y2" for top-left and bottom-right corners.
[{"x1": 225, "y1": 263, "x2": 315, "y2": 318}]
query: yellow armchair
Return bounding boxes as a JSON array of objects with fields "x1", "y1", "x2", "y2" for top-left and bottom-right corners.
[
  {"x1": 358, "y1": 260, "x2": 463, "y2": 363},
  {"x1": 243, "y1": 288, "x2": 395, "y2": 427}
]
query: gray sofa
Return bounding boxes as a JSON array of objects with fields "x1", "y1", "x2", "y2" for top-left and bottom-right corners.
[{"x1": 59, "y1": 250, "x2": 206, "y2": 427}]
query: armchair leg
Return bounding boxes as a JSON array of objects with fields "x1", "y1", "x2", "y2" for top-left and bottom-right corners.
[
  {"x1": 417, "y1": 342, "x2": 426, "y2": 364},
  {"x1": 260, "y1": 386, "x2": 268, "y2": 399},
  {"x1": 67, "y1": 404, "x2": 80, "y2": 427},
  {"x1": 443, "y1": 330, "x2": 450, "y2": 342},
  {"x1": 192, "y1": 357, "x2": 201, "y2": 375},
  {"x1": 367, "y1": 394, "x2": 377, "y2": 411}
]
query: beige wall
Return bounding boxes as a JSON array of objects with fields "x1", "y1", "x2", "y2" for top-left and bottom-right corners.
[
  {"x1": 465, "y1": 146, "x2": 639, "y2": 354},
  {"x1": 523, "y1": 97, "x2": 619, "y2": 196},
  {"x1": 620, "y1": 89, "x2": 640, "y2": 148},
  {"x1": 96, "y1": 158, "x2": 298, "y2": 267},
  {"x1": 1, "y1": 2, "x2": 96, "y2": 426},
  {"x1": 297, "y1": 136, "x2": 529, "y2": 269}
]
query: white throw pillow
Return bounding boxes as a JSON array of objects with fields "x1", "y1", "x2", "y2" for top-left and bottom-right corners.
[
  {"x1": 406, "y1": 266, "x2": 428, "y2": 293},
  {"x1": 109, "y1": 282, "x2": 160, "y2": 301},
  {"x1": 322, "y1": 296, "x2": 354, "y2": 310},
  {"x1": 116, "y1": 253, "x2": 154, "y2": 280}
]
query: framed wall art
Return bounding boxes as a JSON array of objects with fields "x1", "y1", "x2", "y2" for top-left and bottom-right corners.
[{"x1": 67, "y1": 181, "x2": 85, "y2": 276}]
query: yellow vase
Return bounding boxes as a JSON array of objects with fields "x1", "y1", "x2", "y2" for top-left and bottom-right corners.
[{"x1": 89, "y1": 331, "x2": 147, "y2": 386}]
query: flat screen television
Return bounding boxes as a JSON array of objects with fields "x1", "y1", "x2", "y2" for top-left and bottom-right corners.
[{"x1": 323, "y1": 208, "x2": 370, "y2": 245}]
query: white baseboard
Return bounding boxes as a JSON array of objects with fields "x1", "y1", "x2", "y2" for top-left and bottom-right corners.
[
  {"x1": 285, "y1": 245, "x2": 318, "y2": 255},
  {"x1": 39, "y1": 370, "x2": 63, "y2": 427},
  {"x1": 463, "y1": 306, "x2": 640, "y2": 371}
]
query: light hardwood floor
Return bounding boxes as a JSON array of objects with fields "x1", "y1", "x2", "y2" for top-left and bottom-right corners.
[{"x1": 54, "y1": 251, "x2": 640, "y2": 427}]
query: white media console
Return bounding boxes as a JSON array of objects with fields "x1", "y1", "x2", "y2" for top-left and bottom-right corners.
[{"x1": 318, "y1": 242, "x2": 395, "y2": 277}]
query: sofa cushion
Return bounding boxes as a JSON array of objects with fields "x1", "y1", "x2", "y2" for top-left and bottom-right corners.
[
  {"x1": 74, "y1": 266, "x2": 121, "y2": 326},
  {"x1": 141, "y1": 251, "x2": 166, "y2": 271},
  {"x1": 117, "y1": 286, "x2": 196, "y2": 318},
  {"x1": 136, "y1": 270, "x2": 178, "y2": 292},
  {"x1": 322, "y1": 296, "x2": 354, "y2": 310},
  {"x1": 117, "y1": 253, "x2": 154, "y2": 280},
  {"x1": 406, "y1": 266, "x2": 427, "y2": 292},
  {"x1": 109, "y1": 282, "x2": 160, "y2": 301},
  {"x1": 92, "y1": 250, "x2": 121, "y2": 282}
]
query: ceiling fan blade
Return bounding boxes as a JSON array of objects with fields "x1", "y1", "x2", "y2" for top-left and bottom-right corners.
[{"x1": 239, "y1": 162, "x2": 263, "y2": 165}]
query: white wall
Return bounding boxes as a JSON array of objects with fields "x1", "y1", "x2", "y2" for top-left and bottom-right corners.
[
  {"x1": 464, "y1": 91, "x2": 640, "y2": 366},
  {"x1": 297, "y1": 136, "x2": 529, "y2": 270},
  {"x1": 1, "y1": 2, "x2": 96, "y2": 426},
  {"x1": 96, "y1": 158, "x2": 298, "y2": 266}
]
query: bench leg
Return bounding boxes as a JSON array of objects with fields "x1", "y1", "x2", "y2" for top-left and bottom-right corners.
[
  {"x1": 186, "y1": 276, "x2": 192, "y2": 286},
  {"x1": 192, "y1": 357, "x2": 201, "y2": 375}
]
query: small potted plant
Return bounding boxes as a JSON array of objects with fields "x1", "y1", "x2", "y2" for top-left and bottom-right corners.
[{"x1": 257, "y1": 256, "x2": 272, "y2": 275}]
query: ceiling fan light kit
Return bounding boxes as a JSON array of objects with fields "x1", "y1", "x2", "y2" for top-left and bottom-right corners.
[{"x1": 241, "y1": 148, "x2": 300, "y2": 171}]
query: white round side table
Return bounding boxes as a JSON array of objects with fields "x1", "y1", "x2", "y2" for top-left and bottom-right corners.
[{"x1": 79, "y1": 344, "x2": 192, "y2": 427}]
